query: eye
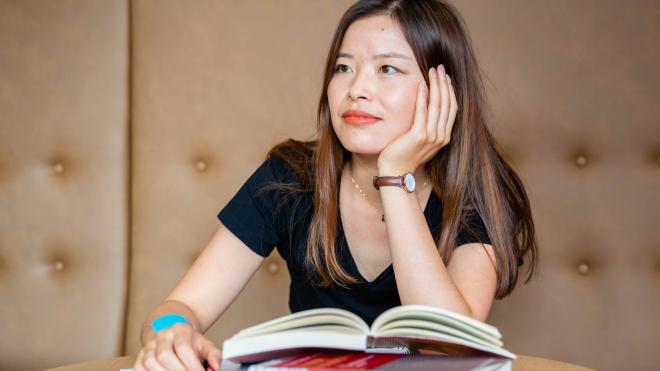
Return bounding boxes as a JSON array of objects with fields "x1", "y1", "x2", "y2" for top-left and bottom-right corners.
[
  {"x1": 380, "y1": 65, "x2": 399, "y2": 74},
  {"x1": 333, "y1": 64, "x2": 352, "y2": 73}
]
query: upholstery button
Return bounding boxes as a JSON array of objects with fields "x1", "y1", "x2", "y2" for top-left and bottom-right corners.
[
  {"x1": 577, "y1": 262, "x2": 589, "y2": 275},
  {"x1": 53, "y1": 260, "x2": 65, "y2": 271},
  {"x1": 574, "y1": 155, "x2": 588, "y2": 168},
  {"x1": 53, "y1": 163, "x2": 65, "y2": 174},
  {"x1": 267, "y1": 262, "x2": 279, "y2": 274},
  {"x1": 195, "y1": 160, "x2": 207, "y2": 172}
]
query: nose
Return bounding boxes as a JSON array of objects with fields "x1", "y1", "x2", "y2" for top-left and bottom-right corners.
[{"x1": 347, "y1": 69, "x2": 373, "y2": 102}]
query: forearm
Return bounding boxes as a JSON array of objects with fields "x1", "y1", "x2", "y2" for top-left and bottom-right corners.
[
  {"x1": 140, "y1": 299, "x2": 202, "y2": 346},
  {"x1": 378, "y1": 169, "x2": 472, "y2": 316}
]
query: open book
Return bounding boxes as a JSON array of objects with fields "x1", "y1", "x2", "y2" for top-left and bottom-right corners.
[{"x1": 222, "y1": 305, "x2": 516, "y2": 364}]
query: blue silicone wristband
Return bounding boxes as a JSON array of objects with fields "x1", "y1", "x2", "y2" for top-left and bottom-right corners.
[{"x1": 150, "y1": 314, "x2": 189, "y2": 333}]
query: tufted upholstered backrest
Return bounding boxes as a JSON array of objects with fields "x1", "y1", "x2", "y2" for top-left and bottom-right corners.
[
  {"x1": 0, "y1": 1, "x2": 130, "y2": 369},
  {"x1": 0, "y1": 1, "x2": 658, "y2": 371}
]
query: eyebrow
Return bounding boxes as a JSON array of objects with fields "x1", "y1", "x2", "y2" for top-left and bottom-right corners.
[{"x1": 337, "y1": 52, "x2": 413, "y2": 61}]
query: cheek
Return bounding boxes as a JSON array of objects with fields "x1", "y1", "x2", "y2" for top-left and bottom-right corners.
[
  {"x1": 327, "y1": 80, "x2": 341, "y2": 117},
  {"x1": 383, "y1": 84, "x2": 419, "y2": 131}
]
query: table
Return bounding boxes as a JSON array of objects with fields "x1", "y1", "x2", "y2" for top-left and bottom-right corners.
[{"x1": 46, "y1": 354, "x2": 595, "y2": 371}]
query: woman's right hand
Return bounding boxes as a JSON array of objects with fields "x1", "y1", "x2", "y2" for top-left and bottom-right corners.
[{"x1": 133, "y1": 323, "x2": 222, "y2": 371}]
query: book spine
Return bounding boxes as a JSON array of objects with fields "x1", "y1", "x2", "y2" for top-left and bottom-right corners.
[{"x1": 366, "y1": 336, "x2": 411, "y2": 354}]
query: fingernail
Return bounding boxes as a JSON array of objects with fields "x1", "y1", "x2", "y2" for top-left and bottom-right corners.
[
  {"x1": 447, "y1": 75, "x2": 451, "y2": 83},
  {"x1": 430, "y1": 67, "x2": 435, "y2": 76},
  {"x1": 439, "y1": 64, "x2": 445, "y2": 75}
]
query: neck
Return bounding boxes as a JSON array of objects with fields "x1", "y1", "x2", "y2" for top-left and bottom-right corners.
[{"x1": 347, "y1": 153, "x2": 379, "y2": 189}]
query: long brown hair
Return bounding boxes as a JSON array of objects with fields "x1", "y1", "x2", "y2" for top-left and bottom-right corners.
[{"x1": 263, "y1": 0, "x2": 538, "y2": 300}]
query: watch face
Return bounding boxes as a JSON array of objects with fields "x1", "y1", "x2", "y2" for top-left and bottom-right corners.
[{"x1": 403, "y1": 173, "x2": 416, "y2": 192}]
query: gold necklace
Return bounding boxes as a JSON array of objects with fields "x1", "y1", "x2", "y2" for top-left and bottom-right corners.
[{"x1": 347, "y1": 165, "x2": 428, "y2": 222}]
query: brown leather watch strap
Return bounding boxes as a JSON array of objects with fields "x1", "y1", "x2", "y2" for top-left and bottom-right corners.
[{"x1": 372, "y1": 175, "x2": 404, "y2": 190}]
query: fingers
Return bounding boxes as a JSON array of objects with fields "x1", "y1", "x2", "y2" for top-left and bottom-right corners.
[
  {"x1": 437, "y1": 65, "x2": 450, "y2": 145},
  {"x1": 412, "y1": 80, "x2": 429, "y2": 136},
  {"x1": 426, "y1": 66, "x2": 440, "y2": 140},
  {"x1": 155, "y1": 335, "x2": 187, "y2": 371},
  {"x1": 142, "y1": 341, "x2": 168, "y2": 371},
  {"x1": 135, "y1": 325, "x2": 211, "y2": 371},
  {"x1": 134, "y1": 349, "x2": 147, "y2": 371},
  {"x1": 194, "y1": 332, "x2": 223, "y2": 371},
  {"x1": 445, "y1": 74, "x2": 458, "y2": 142},
  {"x1": 174, "y1": 332, "x2": 206, "y2": 371}
]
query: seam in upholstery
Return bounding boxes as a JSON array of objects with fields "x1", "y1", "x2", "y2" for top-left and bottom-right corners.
[{"x1": 119, "y1": 0, "x2": 134, "y2": 356}]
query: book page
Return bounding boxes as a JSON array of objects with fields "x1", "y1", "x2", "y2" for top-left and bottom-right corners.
[
  {"x1": 236, "y1": 307, "x2": 369, "y2": 337},
  {"x1": 234, "y1": 314, "x2": 367, "y2": 338},
  {"x1": 368, "y1": 331, "x2": 516, "y2": 360},
  {"x1": 371, "y1": 305, "x2": 501, "y2": 338},
  {"x1": 376, "y1": 319, "x2": 503, "y2": 348}
]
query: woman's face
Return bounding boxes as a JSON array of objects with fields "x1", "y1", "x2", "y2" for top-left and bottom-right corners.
[{"x1": 328, "y1": 14, "x2": 424, "y2": 156}]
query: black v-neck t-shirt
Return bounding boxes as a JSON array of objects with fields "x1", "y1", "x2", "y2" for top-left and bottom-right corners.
[{"x1": 217, "y1": 155, "x2": 492, "y2": 326}]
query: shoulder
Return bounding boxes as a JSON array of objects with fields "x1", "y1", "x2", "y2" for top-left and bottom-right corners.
[
  {"x1": 257, "y1": 154, "x2": 304, "y2": 186},
  {"x1": 262, "y1": 138, "x2": 315, "y2": 189},
  {"x1": 243, "y1": 156, "x2": 301, "y2": 202},
  {"x1": 261, "y1": 154, "x2": 295, "y2": 178},
  {"x1": 456, "y1": 207, "x2": 492, "y2": 246}
]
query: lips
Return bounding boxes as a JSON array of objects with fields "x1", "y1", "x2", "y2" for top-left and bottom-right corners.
[{"x1": 341, "y1": 110, "x2": 381, "y2": 126}]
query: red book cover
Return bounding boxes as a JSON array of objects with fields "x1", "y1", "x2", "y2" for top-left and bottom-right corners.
[
  {"x1": 255, "y1": 351, "x2": 403, "y2": 370},
  {"x1": 241, "y1": 350, "x2": 512, "y2": 371}
]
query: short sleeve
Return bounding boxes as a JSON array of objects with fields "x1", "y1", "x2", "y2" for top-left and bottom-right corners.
[
  {"x1": 217, "y1": 155, "x2": 292, "y2": 257},
  {"x1": 455, "y1": 209, "x2": 492, "y2": 246}
]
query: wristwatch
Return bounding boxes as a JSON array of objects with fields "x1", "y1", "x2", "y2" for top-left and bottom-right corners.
[{"x1": 373, "y1": 172, "x2": 416, "y2": 193}]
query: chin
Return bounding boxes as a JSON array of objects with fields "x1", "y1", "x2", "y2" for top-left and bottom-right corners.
[
  {"x1": 331, "y1": 121, "x2": 389, "y2": 155},
  {"x1": 337, "y1": 138, "x2": 384, "y2": 156}
]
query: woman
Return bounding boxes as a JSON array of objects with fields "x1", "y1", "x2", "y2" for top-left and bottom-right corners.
[{"x1": 134, "y1": 0, "x2": 538, "y2": 370}]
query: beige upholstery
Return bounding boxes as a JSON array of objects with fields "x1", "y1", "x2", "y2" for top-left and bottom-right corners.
[
  {"x1": 0, "y1": 0, "x2": 129, "y2": 370},
  {"x1": 0, "y1": 1, "x2": 658, "y2": 371}
]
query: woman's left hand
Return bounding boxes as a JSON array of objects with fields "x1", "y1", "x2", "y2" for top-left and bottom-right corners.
[{"x1": 377, "y1": 64, "x2": 458, "y2": 174}]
